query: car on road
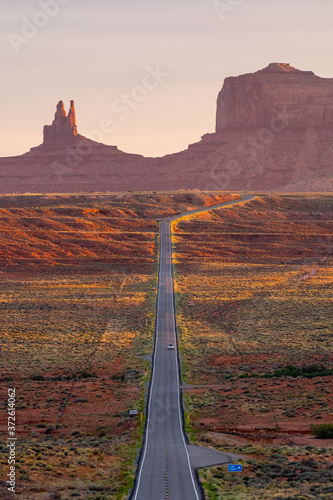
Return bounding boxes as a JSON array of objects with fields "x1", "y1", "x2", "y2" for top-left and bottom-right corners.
[{"x1": 167, "y1": 343, "x2": 175, "y2": 350}]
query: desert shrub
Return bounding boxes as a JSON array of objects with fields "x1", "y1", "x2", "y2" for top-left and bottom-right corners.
[
  {"x1": 31, "y1": 375, "x2": 45, "y2": 381},
  {"x1": 112, "y1": 372, "x2": 126, "y2": 382},
  {"x1": 79, "y1": 371, "x2": 94, "y2": 379},
  {"x1": 272, "y1": 364, "x2": 333, "y2": 378},
  {"x1": 311, "y1": 423, "x2": 333, "y2": 439}
]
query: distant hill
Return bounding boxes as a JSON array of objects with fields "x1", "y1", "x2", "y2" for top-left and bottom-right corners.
[{"x1": 1, "y1": 63, "x2": 333, "y2": 193}]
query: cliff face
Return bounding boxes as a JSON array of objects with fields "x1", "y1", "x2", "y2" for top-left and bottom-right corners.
[
  {"x1": 216, "y1": 63, "x2": 333, "y2": 132},
  {"x1": 43, "y1": 100, "x2": 78, "y2": 144},
  {"x1": 0, "y1": 64, "x2": 333, "y2": 194},
  {"x1": 0, "y1": 99, "x2": 147, "y2": 194}
]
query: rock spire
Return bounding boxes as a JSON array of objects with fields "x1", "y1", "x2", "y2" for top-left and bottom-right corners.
[{"x1": 43, "y1": 100, "x2": 78, "y2": 144}]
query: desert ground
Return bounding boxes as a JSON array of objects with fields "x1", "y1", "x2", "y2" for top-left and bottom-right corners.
[
  {"x1": 173, "y1": 194, "x2": 333, "y2": 499},
  {"x1": 0, "y1": 192, "x2": 332, "y2": 499},
  {"x1": 0, "y1": 191, "x2": 232, "y2": 499}
]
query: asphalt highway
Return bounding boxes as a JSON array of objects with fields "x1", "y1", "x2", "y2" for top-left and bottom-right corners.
[{"x1": 132, "y1": 195, "x2": 255, "y2": 500}]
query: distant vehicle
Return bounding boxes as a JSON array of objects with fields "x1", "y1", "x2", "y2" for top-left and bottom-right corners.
[{"x1": 167, "y1": 343, "x2": 175, "y2": 350}]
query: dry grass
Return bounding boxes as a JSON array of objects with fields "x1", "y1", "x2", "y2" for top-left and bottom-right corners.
[
  {"x1": 174, "y1": 194, "x2": 333, "y2": 499},
  {"x1": 0, "y1": 191, "x2": 235, "y2": 499}
]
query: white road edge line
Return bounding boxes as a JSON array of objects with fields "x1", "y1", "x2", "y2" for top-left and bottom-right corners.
[
  {"x1": 170, "y1": 195, "x2": 255, "y2": 500},
  {"x1": 133, "y1": 195, "x2": 255, "y2": 499},
  {"x1": 132, "y1": 226, "x2": 163, "y2": 500},
  {"x1": 173, "y1": 303, "x2": 200, "y2": 500},
  {"x1": 165, "y1": 220, "x2": 200, "y2": 499}
]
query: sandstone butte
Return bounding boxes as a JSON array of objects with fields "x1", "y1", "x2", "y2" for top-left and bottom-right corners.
[{"x1": 0, "y1": 62, "x2": 332, "y2": 194}]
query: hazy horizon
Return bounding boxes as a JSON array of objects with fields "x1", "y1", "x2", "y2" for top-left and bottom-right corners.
[{"x1": 2, "y1": 0, "x2": 333, "y2": 158}]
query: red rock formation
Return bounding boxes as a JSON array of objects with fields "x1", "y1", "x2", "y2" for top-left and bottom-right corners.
[
  {"x1": 0, "y1": 64, "x2": 333, "y2": 194},
  {"x1": 43, "y1": 100, "x2": 78, "y2": 144},
  {"x1": 216, "y1": 63, "x2": 333, "y2": 131}
]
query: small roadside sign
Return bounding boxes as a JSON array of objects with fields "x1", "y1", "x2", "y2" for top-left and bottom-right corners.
[
  {"x1": 129, "y1": 410, "x2": 138, "y2": 416},
  {"x1": 228, "y1": 464, "x2": 242, "y2": 472}
]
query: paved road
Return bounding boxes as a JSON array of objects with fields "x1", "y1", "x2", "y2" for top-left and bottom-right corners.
[{"x1": 131, "y1": 195, "x2": 255, "y2": 500}]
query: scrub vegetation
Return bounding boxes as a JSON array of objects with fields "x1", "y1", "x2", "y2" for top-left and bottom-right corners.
[
  {"x1": 0, "y1": 191, "x2": 233, "y2": 499},
  {"x1": 173, "y1": 194, "x2": 333, "y2": 499}
]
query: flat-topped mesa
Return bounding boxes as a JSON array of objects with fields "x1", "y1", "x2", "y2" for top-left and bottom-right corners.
[
  {"x1": 43, "y1": 100, "x2": 78, "y2": 144},
  {"x1": 216, "y1": 63, "x2": 333, "y2": 132}
]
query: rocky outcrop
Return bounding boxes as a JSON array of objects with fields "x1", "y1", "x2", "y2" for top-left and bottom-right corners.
[
  {"x1": 0, "y1": 64, "x2": 333, "y2": 194},
  {"x1": 43, "y1": 100, "x2": 78, "y2": 144},
  {"x1": 216, "y1": 63, "x2": 333, "y2": 131}
]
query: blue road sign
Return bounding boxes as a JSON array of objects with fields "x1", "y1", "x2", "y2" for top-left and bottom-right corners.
[{"x1": 228, "y1": 464, "x2": 242, "y2": 472}]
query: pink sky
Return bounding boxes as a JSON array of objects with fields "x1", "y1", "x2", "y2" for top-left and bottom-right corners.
[{"x1": 1, "y1": 0, "x2": 333, "y2": 158}]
